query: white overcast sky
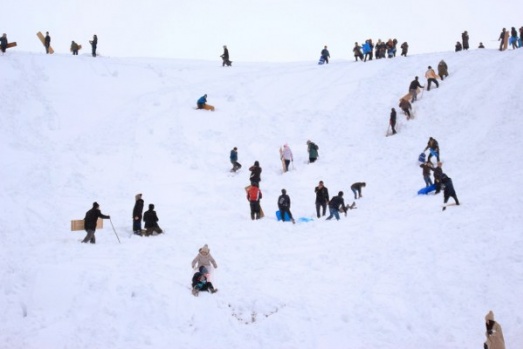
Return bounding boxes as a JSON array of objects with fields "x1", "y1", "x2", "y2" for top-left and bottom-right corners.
[{"x1": 4, "y1": 0, "x2": 523, "y2": 61}]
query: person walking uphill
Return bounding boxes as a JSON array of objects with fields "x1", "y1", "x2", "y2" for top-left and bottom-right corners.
[
  {"x1": 133, "y1": 193, "x2": 144, "y2": 235},
  {"x1": 314, "y1": 180, "x2": 329, "y2": 218},
  {"x1": 409, "y1": 76, "x2": 424, "y2": 103},
  {"x1": 307, "y1": 140, "x2": 319, "y2": 163},
  {"x1": 437, "y1": 60, "x2": 448, "y2": 80},
  {"x1": 424, "y1": 137, "x2": 440, "y2": 162},
  {"x1": 389, "y1": 108, "x2": 397, "y2": 135},
  {"x1": 484, "y1": 310, "x2": 505, "y2": 349},
  {"x1": 143, "y1": 204, "x2": 163, "y2": 236},
  {"x1": 230, "y1": 147, "x2": 241, "y2": 172},
  {"x1": 425, "y1": 66, "x2": 439, "y2": 91},
  {"x1": 249, "y1": 161, "x2": 262, "y2": 186},
  {"x1": 461, "y1": 31, "x2": 469, "y2": 50},
  {"x1": 191, "y1": 244, "x2": 218, "y2": 271},
  {"x1": 82, "y1": 202, "x2": 110, "y2": 244},
  {"x1": 326, "y1": 191, "x2": 347, "y2": 221},
  {"x1": 247, "y1": 183, "x2": 263, "y2": 220},
  {"x1": 277, "y1": 189, "x2": 295, "y2": 224}
]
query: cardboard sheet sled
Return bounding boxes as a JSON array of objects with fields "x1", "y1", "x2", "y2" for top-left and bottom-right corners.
[{"x1": 71, "y1": 218, "x2": 103, "y2": 231}]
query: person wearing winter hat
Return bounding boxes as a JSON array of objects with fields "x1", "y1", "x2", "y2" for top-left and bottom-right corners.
[
  {"x1": 143, "y1": 204, "x2": 163, "y2": 236},
  {"x1": 425, "y1": 66, "x2": 439, "y2": 91},
  {"x1": 249, "y1": 161, "x2": 262, "y2": 186},
  {"x1": 82, "y1": 202, "x2": 110, "y2": 244},
  {"x1": 132, "y1": 193, "x2": 144, "y2": 235},
  {"x1": 191, "y1": 244, "x2": 218, "y2": 271},
  {"x1": 326, "y1": 191, "x2": 347, "y2": 221},
  {"x1": 277, "y1": 189, "x2": 295, "y2": 224},
  {"x1": 408, "y1": 76, "x2": 424, "y2": 103},
  {"x1": 484, "y1": 310, "x2": 505, "y2": 349},
  {"x1": 351, "y1": 182, "x2": 366, "y2": 200},
  {"x1": 191, "y1": 265, "x2": 218, "y2": 296}
]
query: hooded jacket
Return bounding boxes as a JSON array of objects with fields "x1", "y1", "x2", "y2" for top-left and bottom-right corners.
[
  {"x1": 484, "y1": 311, "x2": 505, "y2": 349},
  {"x1": 191, "y1": 245, "x2": 218, "y2": 269}
]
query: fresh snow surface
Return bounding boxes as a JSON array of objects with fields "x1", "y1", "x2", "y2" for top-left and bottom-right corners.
[{"x1": 1, "y1": 49, "x2": 522, "y2": 349}]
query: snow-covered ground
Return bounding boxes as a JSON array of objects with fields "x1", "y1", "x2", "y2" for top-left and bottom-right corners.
[{"x1": 1, "y1": 48, "x2": 522, "y2": 349}]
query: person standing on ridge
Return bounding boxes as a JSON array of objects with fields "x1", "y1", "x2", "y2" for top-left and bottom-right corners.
[
  {"x1": 461, "y1": 31, "x2": 469, "y2": 50},
  {"x1": 400, "y1": 42, "x2": 408, "y2": 57},
  {"x1": 483, "y1": 310, "x2": 505, "y2": 349},
  {"x1": 44, "y1": 32, "x2": 51, "y2": 54},
  {"x1": 399, "y1": 98, "x2": 412, "y2": 119},
  {"x1": 89, "y1": 34, "x2": 98, "y2": 57},
  {"x1": 314, "y1": 180, "x2": 329, "y2": 218},
  {"x1": 389, "y1": 108, "x2": 397, "y2": 135},
  {"x1": 82, "y1": 202, "x2": 110, "y2": 244},
  {"x1": 498, "y1": 28, "x2": 506, "y2": 51},
  {"x1": 221, "y1": 45, "x2": 231, "y2": 66},
  {"x1": 321, "y1": 45, "x2": 330, "y2": 64},
  {"x1": 0, "y1": 33, "x2": 8, "y2": 54},
  {"x1": 277, "y1": 189, "x2": 295, "y2": 224}
]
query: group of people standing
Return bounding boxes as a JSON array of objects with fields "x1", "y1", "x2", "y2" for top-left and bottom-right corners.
[{"x1": 352, "y1": 38, "x2": 408, "y2": 62}]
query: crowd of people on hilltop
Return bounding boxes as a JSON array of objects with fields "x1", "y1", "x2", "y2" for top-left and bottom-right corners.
[
  {"x1": 351, "y1": 38, "x2": 408, "y2": 62},
  {"x1": 455, "y1": 27, "x2": 523, "y2": 51}
]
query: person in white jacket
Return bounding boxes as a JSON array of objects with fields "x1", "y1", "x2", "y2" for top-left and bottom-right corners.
[
  {"x1": 191, "y1": 244, "x2": 218, "y2": 270},
  {"x1": 281, "y1": 144, "x2": 293, "y2": 172}
]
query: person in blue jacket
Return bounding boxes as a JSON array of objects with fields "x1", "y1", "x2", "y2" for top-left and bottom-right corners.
[
  {"x1": 230, "y1": 147, "x2": 241, "y2": 172},
  {"x1": 197, "y1": 94, "x2": 207, "y2": 109},
  {"x1": 362, "y1": 40, "x2": 372, "y2": 62}
]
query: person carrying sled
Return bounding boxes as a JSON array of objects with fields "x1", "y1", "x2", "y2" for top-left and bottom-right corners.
[
  {"x1": 353, "y1": 42, "x2": 364, "y2": 61},
  {"x1": 82, "y1": 202, "x2": 110, "y2": 244},
  {"x1": 400, "y1": 42, "x2": 408, "y2": 57},
  {"x1": 44, "y1": 32, "x2": 51, "y2": 54},
  {"x1": 484, "y1": 310, "x2": 505, "y2": 349},
  {"x1": 306, "y1": 140, "x2": 319, "y2": 163},
  {"x1": 420, "y1": 161, "x2": 433, "y2": 187},
  {"x1": 461, "y1": 31, "x2": 469, "y2": 50},
  {"x1": 351, "y1": 182, "x2": 366, "y2": 200},
  {"x1": 249, "y1": 161, "x2": 262, "y2": 186},
  {"x1": 408, "y1": 76, "x2": 424, "y2": 103},
  {"x1": 191, "y1": 244, "x2": 218, "y2": 271},
  {"x1": 70, "y1": 41, "x2": 79, "y2": 55},
  {"x1": 221, "y1": 45, "x2": 231, "y2": 66},
  {"x1": 425, "y1": 66, "x2": 439, "y2": 91},
  {"x1": 321, "y1": 45, "x2": 330, "y2": 64},
  {"x1": 281, "y1": 144, "x2": 293, "y2": 172},
  {"x1": 441, "y1": 173, "x2": 460, "y2": 210},
  {"x1": 424, "y1": 137, "x2": 440, "y2": 162},
  {"x1": 230, "y1": 147, "x2": 241, "y2": 172},
  {"x1": 314, "y1": 180, "x2": 329, "y2": 218},
  {"x1": 437, "y1": 60, "x2": 448, "y2": 80},
  {"x1": 277, "y1": 189, "x2": 295, "y2": 224},
  {"x1": 192, "y1": 266, "x2": 217, "y2": 296},
  {"x1": 399, "y1": 98, "x2": 412, "y2": 119},
  {"x1": 89, "y1": 34, "x2": 97, "y2": 57},
  {"x1": 132, "y1": 193, "x2": 144, "y2": 235},
  {"x1": 498, "y1": 28, "x2": 506, "y2": 51},
  {"x1": 326, "y1": 191, "x2": 347, "y2": 221},
  {"x1": 0, "y1": 33, "x2": 8, "y2": 54},
  {"x1": 247, "y1": 183, "x2": 262, "y2": 220},
  {"x1": 389, "y1": 108, "x2": 397, "y2": 135},
  {"x1": 143, "y1": 203, "x2": 163, "y2": 236}
]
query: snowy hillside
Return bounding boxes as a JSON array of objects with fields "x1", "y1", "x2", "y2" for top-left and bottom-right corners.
[{"x1": 1, "y1": 49, "x2": 522, "y2": 349}]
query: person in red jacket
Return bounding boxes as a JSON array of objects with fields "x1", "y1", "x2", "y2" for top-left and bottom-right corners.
[{"x1": 247, "y1": 184, "x2": 262, "y2": 220}]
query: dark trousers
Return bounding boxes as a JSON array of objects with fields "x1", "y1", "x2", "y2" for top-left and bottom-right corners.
[
  {"x1": 284, "y1": 160, "x2": 290, "y2": 171},
  {"x1": 278, "y1": 207, "x2": 293, "y2": 222},
  {"x1": 316, "y1": 202, "x2": 327, "y2": 218},
  {"x1": 250, "y1": 201, "x2": 261, "y2": 220},
  {"x1": 92, "y1": 45, "x2": 97, "y2": 57},
  {"x1": 133, "y1": 219, "x2": 142, "y2": 232},
  {"x1": 427, "y1": 78, "x2": 439, "y2": 90},
  {"x1": 390, "y1": 121, "x2": 397, "y2": 134},
  {"x1": 402, "y1": 107, "x2": 411, "y2": 118},
  {"x1": 309, "y1": 157, "x2": 317, "y2": 163},
  {"x1": 82, "y1": 230, "x2": 96, "y2": 243},
  {"x1": 231, "y1": 161, "x2": 241, "y2": 172}
]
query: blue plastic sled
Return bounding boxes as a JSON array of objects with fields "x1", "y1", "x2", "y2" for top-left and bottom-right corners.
[
  {"x1": 318, "y1": 56, "x2": 326, "y2": 65},
  {"x1": 418, "y1": 184, "x2": 436, "y2": 195},
  {"x1": 276, "y1": 211, "x2": 291, "y2": 221},
  {"x1": 418, "y1": 153, "x2": 426, "y2": 163},
  {"x1": 429, "y1": 149, "x2": 439, "y2": 158}
]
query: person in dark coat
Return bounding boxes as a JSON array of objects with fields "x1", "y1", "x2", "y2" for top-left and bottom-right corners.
[
  {"x1": 277, "y1": 189, "x2": 295, "y2": 224},
  {"x1": 430, "y1": 162, "x2": 444, "y2": 194},
  {"x1": 89, "y1": 34, "x2": 98, "y2": 57},
  {"x1": 44, "y1": 32, "x2": 51, "y2": 54},
  {"x1": 321, "y1": 45, "x2": 330, "y2": 64},
  {"x1": 437, "y1": 60, "x2": 449, "y2": 80},
  {"x1": 420, "y1": 161, "x2": 433, "y2": 187},
  {"x1": 191, "y1": 266, "x2": 217, "y2": 296},
  {"x1": 143, "y1": 204, "x2": 163, "y2": 236},
  {"x1": 399, "y1": 98, "x2": 412, "y2": 119},
  {"x1": 133, "y1": 193, "x2": 144, "y2": 235},
  {"x1": 82, "y1": 202, "x2": 110, "y2": 244},
  {"x1": 0, "y1": 33, "x2": 8, "y2": 54},
  {"x1": 441, "y1": 174, "x2": 460, "y2": 210},
  {"x1": 498, "y1": 28, "x2": 506, "y2": 51},
  {"x1": 326, "y1": 191, "x2": 346, "y2": 221},
  {"x1": 455, "y1": 41, "x2": 463, "y2": 52},
  {"x1": 389, "y1": 108, "x2": 397, "y2": 135},
  {"x1": 478, "y1": 42, "x2": 485, "y2": 49},
  {"x1": 351, "y1": 182, "x2": 366, "y2": 200},
  {"x1": 409, "y1": 76, "x2": 424, "y2": 103},
  {"x1": 230, "y1": 147, "x2": 241, "y2": 172},
  {"x1": 424, "y1": 137, "x2": 440, "y2": 162},
  {"x1": 353, "y1": 42, "x2": 364, "y2": 61},
  {"x1": 221, "y1": 45, "x2": 231, "y2": 66},
  {"x1": 400, "y1": 42, "x2": 408, "y2": 57},
  {"x1": 247, "y1": 183, "x2": 262, "y2": 220},
  {"x1": 70, "y1": 41, "x2": 79, "y2": 55},
  {"x1": 307, "y1": 140, "x2": 319, "y2": 163},
  {"x1": 314, "y1": 180, "x2": 329, "y2": 218},
  {"x1": 249, "y1": 161, "x2": 262, "y2": 186},
  {"x1": 461, "y1": 31, "x2": 469, "y2": 50}
]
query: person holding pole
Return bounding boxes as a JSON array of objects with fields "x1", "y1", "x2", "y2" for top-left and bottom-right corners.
[{"x1": 82, "y1": 202, "x2": 110, "y2": 244}]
